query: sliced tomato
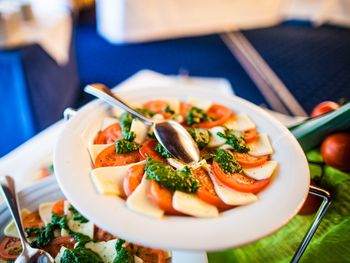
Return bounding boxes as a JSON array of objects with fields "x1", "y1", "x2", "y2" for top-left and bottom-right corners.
[
  {"x1": 193, "y1": 168, "x2": 231, "y2": 210},
  {"x1": 123, "y1": 163, "x2": 146, "y2": 196},
  {"x1": 244, "y1": 129, "x2": 258, "y2": 143},
  {"x1": 0, "y1": 237, "x2": 21, "y2": 260},
  {"x1": 143, "y1": 100, "x2": 173, "y2": 119},
  {"x1": 148, "y1": 180, "x2": 181, "y2": 215},
  {"x1": 43, "y1": 237, "x2": 76, "y2": 257},
  {"x1": 139, "y1": 140, "x2": 166, "y2": 163},
  {"x1": 94, "y1": 123, "x2": 122, "y2": 144},
  {"x1": 195, "y1": 104, "x2": 232, "y2": 129},
  {"x1": 23, "y1": 211, "x2": 44, "y2": 229},
  {"x1": 212, "y1": 161, "x2": 270, "y2": 193},
  {"x1": 179, "y1": 102, "x2": 192, "y2": 123},
  {"x1": 51, "y1": 200, "x2": 65, "y2": 216},
  {"x1": 95, "y1": 145, "x2": 143, "y2": 168},
  {"x1": 233, "y1": 152, "x2": 269, "y2": 168},
  {"x1": 94, "y1": 226, "x2": 117, "y2": 241}
]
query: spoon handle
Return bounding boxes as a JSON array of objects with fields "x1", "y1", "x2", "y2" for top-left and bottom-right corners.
[
  {"x1": 84, "y1": 84, "x2": 154, "y2": 126},
  {"x1": 0, "y1": 176, "x2": 28, "y2": 248}
]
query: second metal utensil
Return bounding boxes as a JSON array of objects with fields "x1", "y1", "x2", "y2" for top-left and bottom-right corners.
[
  {"x1": 84, "y1": 84, "x2": 200, "y2": 163},
  {"x1": 0, "y1": 175, "x2": 54, "y2": 263}
]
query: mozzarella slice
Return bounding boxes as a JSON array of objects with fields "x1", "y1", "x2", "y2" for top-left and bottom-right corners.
[
  {"x1": 88, "y1": 144, "x2": 112, "y2": 164},
  {"x1": 219, "y1": 144, "x2": 233, "y2": 150},
  {"x1": 225, "y1": 113, "x2": 256, "y2": 132},
  {"x1": 156, "y1": 97, "x2": 180, "y2": 114},
  {"x1": 130, "y1": 119, "x2": 149, "y2": 144},
  {"x1": 4, "y1": 208, "x2": 31, "y2": 238},
  {"x1": 208, "y1": 170, "x2": 258, "y2": 206},
  {"x1": 62, "y1": 218, "x2": 94, "y2": 239},
  {"x1": 188, "y1": 97, "x2": 212, "y2": 111},
  {"x1": 208, "y1": 126, "x2": 226, "y2": 147},
  {"x1": 101, "y1": 117, "x2": 119, "y2": 131},
  {"x1": 167, "y1": 158, "x2": 186, "y2": 170},
  {"x1": 172, "y1": 191, "x2": 219, "y2": 218},
  {"x1": 91, "y1": 161, "x2": 146, "y2": 196},
  {"x1": 248, "y1": 134, "x2": 274, "y2": 156},
  {"x1": 39, "y1": 202, "x2": 55, "y2": 226},
  {"x1": 126, "y1": 176, "x2": 164, "y2": 219},
  {"x1": 54, "y1": 246, "x2": 67, "y2": 263},
  {"x1": 85, "y1": 239, "x2": 117, "y2": 263},
  {"x1": 244, "y1": 161, "x2": 278, "y2": 180}
]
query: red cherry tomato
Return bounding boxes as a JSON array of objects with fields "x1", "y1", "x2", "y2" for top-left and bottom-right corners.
[
  {"x1": 310, "y1": 101, "x2": 339, "y2": 118},
  {"x1": 321, "y1": 133, "x2": 350, "y2": 171}
]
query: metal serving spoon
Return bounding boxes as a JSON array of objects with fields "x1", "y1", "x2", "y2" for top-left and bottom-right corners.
[
  {"x1": 84, "y1": 84, "x2": 200, "y2": 163},
  {"x1": 0, "y1": 176, "x2": 54, "y2": 263}
]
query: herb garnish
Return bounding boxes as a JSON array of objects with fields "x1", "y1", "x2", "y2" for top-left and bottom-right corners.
[
  {"x1": 113, "y1": 239, "x2": 135, "y2": 263},
  {"x1": 164, "y1": 105, "x2": 175, "y2": 114},
  {"x1": 120, "y1": 112, "x2": 133, "y2": 136},
  {"x1": 187, "y1": 128, "x2": 211, "y2": 149},
  {"x1": 213, "y1": 149, "x2": 242, "y2": 174},
  {"x1": 136, "y1": 108, "x2": 155, "y2": 118},
  {"x1": 69, "y1": 205, "x2": 89, "y2": 223},
  {"x1": 154, "y1": 143, "x2": 173, "y2": 158},
  {"x1": 145, "y1": 157, "x2": 200, "y2": 193},
  {"x1": 115, "y1": 132, "x2": 141, "y2": 154},
  {"x1": 186, "y1": 107, "x2": 215, "y2": 126},
  {"x1": 26, "y1": 213, "x2": 92, "y2": 248},
  {"x1": 217, "y1": 128, "x2": 249, "y2": 153},
  {"x1": 61, "y1": 247, "x2": 103, "y2": 263}
]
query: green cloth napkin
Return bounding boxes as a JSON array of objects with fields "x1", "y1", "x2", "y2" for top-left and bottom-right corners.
[{"x1": 208, "y1": 150, "x2": 350, "y2": 263}]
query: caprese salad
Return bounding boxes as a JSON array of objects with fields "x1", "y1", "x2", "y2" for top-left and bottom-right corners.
[
  {"x1": 0, "y1": 199, "x2": 169, "y2": 262},
  {"x1": 88, "y1": 97, "x2": 277, "y2": 218}
]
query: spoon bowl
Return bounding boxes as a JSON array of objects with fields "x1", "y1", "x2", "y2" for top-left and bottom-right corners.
[{"x1": 84, "y1": 84, "x2": 200, "y2": 163}]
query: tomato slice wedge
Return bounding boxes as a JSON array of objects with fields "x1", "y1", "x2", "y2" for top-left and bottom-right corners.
[
  {"x1": 94, "y1": 123, "x2": 122, "y2": 144},
  {"x1": 51, "y1": 200, "x2": 65, "y2": 216},
  {"x1": 243, "y1": 129, "x2": 258, "y2": 143},
  {"x1": 94, "y1": 226, "x2": 117, "y2": 241},
  {"x1": 43, "y1": 237, "x2": 76, "y2": 257},
  {"x1": 139, "y1": 140, "x2": 166, "y2": 163},
  {"x1": 123, "y1": 163, "x2": 145, "y2": 197},
  {"x1": 143, "y1": 100, "x2": 173, "y2": 118},
  {"x1": 95, "y1": 145, "x2": 143, "y2": 168},
  {"x1": 195, "y1": 104, "x2": 232, "y2": 129},
  {"x1": 0, "y1": 237, "x2": 21, "y2": 260},
  {"x1": 212, "y1": 161, "x2": 270, "y2": 193},
  {"x1": 193, "y1": 168, "x2": 231, "y2": 210},
  {"x1": 233, "y1": 152, "x2": 269, "y2": 168},
  {"x1": 127, "y1": 244, "x2": 166, "y2": 263},
  {"x1": 148, "y1": 180, "x2": 182, "y2": 215}
]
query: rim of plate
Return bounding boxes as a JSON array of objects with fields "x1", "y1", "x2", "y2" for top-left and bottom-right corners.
[{"x1": 53, "y1": 87, "x2": 310, "y2": 251}]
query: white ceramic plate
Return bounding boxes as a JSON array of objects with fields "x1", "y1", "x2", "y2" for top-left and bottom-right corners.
[
  {"x1": 54, "y1": 87, "x2": 310, "y2": 251},
  {"x1": 0, "y1": 176, "x2": 207, "y2": 263}
]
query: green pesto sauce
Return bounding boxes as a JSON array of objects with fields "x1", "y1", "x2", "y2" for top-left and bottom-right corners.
[
  {"x1": 217, "y1": 128, "x2": 249, "y2": 153},
  {"x1": 213, "y1": 149, "x2": 243, "y2": 174},
  {"x1": 115, "y1": 132, "x2": 141, "y2": 154},
  {"x1": 136, "y1": 108, "x2": 155, "y2": 118},
  {"x1": 186, "y1": 107, "x2": 215, "y2": 126},
  {"x1": 145, "y1": 157, "x2": 200, "y2": 193},
  {"x1": 187, "y1": 128, "x2": 211, "y2": 149},
  {"x1": 69, "y1": 205, "x2": 89, "y2": 223},
  {"x1": 154, "y1": 143, "x2": 173, "y2": 158},
  {"x1": 26, "y1": 213, "x2": 92, "y2": 248},
  {"x1": 61, "y1": 247, "x2": 103, "y2": 263},
  {"x1": 113, "y1": 239, "x2": 134, "y2": 263},
  {"x1": 120, "y1": 112, "x2": 133, "y2": 136}
]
